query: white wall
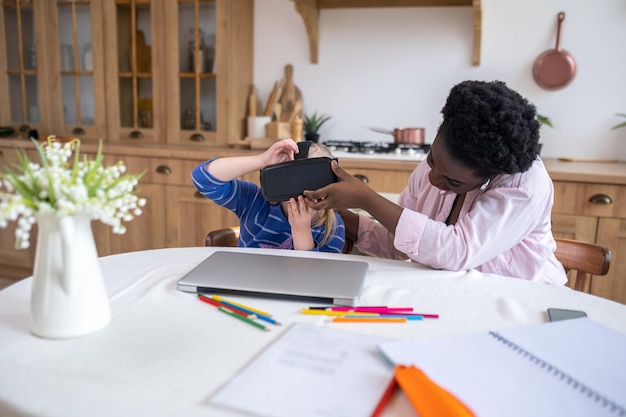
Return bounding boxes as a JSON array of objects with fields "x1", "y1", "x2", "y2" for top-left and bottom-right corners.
[{"x1": 253, "y1": 0, "x2": 626, "y2": 160}]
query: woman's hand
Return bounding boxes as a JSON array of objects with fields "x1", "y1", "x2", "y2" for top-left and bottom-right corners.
[
  {"x1": 305, "y1": 161, "x2": 404, "y2": 237},
  {"x1": 261, "y1": 138, "x2": 299, "y2": 167},
  {"x1": 303, "y1": 161, "x2": 371, "y2": 210}
]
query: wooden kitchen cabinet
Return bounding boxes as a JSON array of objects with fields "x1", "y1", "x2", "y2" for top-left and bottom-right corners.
[
  {"x1": 342, "y1": 167, "x2": 411, "y2": 193},
  {"x1": 340, "y1": 159, "x2": 416, "y2": 193},
  {"x1": 102, "y1": 0, "x2": 253, "y2": 147},
  {"x1": 164, "y1": 185, "x2": 239, "y2": 248},
  {"x1": 0, "y1": 0, "x2": 107, "y2": 140},
  {"x1": 0, "y1": 0, "x2": 253, "y2": 284},
  {"x1": 0, "y1": 146, "x2": 36, "y2": 278},
  {"x1": 1, "y1": 0, "x2": 252, "y2": 146},
  {"x1": 551, "y1": 180, "x2": 626, "y2": 304}
]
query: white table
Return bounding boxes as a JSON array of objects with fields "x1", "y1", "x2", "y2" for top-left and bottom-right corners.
[{"x1": 1, "y1": 247, "x2": 625, "y2": 417}]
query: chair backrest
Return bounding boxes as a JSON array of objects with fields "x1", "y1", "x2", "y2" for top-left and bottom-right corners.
[
  {"x1": 204, "y1": 226, "x2": 355, "y2": 254},
  {"x1": 205, "y1": 226, "x2": 240, "y2": 247},
  {"x1": 554, "y1": 237, "x2": 611, "y2": 293}
]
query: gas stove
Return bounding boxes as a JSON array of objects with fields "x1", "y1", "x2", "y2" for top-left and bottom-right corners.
[{"x1": 323, "y1": 140, "x2": 430, "y2": 162}]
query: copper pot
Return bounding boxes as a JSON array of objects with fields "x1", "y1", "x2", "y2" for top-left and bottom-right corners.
[{"x1": 369, "y1": 127, "x2": 425, "y2": 145}]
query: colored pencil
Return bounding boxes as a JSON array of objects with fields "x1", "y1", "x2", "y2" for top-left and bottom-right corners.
[
  {"x1": 300, "y1": 309, "x2": 377, "y2": 316},
  {"x1": 329, "y1": 307, "x2": 414, "y2": 313},
  {"x1": 371, "y1": 377, "x2": 398, "y2": 417},
  {"x1": 211, "y1": 294, "x2": 272, "y2": 317},
  {"x1": 382, "y1": 312, "x2": 439, "y2": 319},
  {"x1": 332, "y1": 317, "x2": 407, "y2": 323},
  {"x1": 218, "y1": 306, "x2": 270, "y2": 331},
  {"x1": 198, "y1": 294, "x2": 256, "y2": 319},
  {"x1": 212, "y1": 296, "x2": 281, "y2": 325},
  {"x1": 307, "y1": 306, "x2": 388, "y2": 310},
  {"x1": 344, "y1": 314, "x2": 423, "y2": 321}
]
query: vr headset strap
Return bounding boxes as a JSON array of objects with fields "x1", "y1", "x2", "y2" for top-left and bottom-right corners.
[{"x1": 294, "y1": 141, "x2": 311, "y2": 160}]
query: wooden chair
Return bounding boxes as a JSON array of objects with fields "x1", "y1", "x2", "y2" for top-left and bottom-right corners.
[
  {"x1": 204, "y1": 226, "x2": 355, "y2": 254},
  {"x1": 554, "y1": 237, "x2": 611, "y2": 293},
  {"x1": 205, "y1": 226, "x2": 240, "y2": 247}
]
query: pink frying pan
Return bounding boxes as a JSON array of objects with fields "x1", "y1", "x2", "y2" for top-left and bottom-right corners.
[{"x1": 533, "y1": 12, "x2": 576, "y2": 90}]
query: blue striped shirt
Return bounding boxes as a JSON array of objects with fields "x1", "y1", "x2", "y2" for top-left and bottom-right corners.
[{"x1": 192, "y1": 160, "x2": 345, "y2": 253}]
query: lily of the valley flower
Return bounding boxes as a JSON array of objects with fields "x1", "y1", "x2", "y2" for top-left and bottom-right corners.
[{"x1": 0, "y1": 136, "x2": 146, "y2": 249}]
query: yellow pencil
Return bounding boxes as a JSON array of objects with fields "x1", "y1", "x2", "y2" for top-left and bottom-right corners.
[
  {"x1": 211, "y1": 294, "x2": 272, "y2": 317},
  {"x1": 218, "y1": 307, "x2": 270, "y2": 331},
  {"x1": 300, "y1": 309, "x2": 376, "y2": 316},
  {"x1": 332, "y1": 317, "x2": 407, "y2": 323}
]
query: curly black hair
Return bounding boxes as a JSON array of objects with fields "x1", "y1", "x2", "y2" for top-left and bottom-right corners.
[{"x1": 438, "y1": 80, "x2": 540, "y2": 179}]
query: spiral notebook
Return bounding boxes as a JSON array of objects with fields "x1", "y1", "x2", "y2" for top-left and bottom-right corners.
[{"x1": 378, "y1": 318, "x2": 626, "y2": 417}]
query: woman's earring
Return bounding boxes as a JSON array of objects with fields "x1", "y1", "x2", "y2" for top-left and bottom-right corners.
[{"x1": 479, "y1": 178, "x2": 491, "y2": 192}]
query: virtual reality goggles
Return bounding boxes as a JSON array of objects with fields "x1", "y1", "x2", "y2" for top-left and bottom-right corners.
[{"x1": 260, "y1": 141, "x2": 338, "y2": 202}]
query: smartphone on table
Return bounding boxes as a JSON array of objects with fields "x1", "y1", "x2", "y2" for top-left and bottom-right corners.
[{"x1": 547, "y1": 307, "x2": 587, "y2": 322}]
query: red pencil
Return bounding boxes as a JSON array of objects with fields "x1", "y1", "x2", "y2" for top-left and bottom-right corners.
[
  {"x1": 370, "y1": 376, "x2": 398, "y2": 417},
  {"x1": 198, "y1": 294, "x2": 255, "y2": 319}
]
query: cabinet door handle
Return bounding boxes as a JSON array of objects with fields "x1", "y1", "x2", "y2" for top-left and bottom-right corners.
[
  {"x1": 588, "y1": 194, "x2": 612, "y2": 205},
  {"x1": 190, "y1": 133, "x2": 205, "y2": 142},
  {"x1": 354, "y1": 174, "x2": 369, "y2": 184},
  {"x1": 72, "y1": 127, "x2": 85, "y2": 136},
  {"x1": 156, "y1": 165, "x2": 172, "y2": 175},
  {"x1": 129, "y1": 130, "x2": 143, "y2": 139}
]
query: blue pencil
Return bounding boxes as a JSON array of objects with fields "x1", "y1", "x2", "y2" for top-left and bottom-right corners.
[{"x1": 217, "y1": 298, "x2": 282, "y2": 326}]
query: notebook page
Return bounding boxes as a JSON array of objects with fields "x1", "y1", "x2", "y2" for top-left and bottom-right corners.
[
  {"x1": 378, "y1": 318, "x2": 626, "y2": 417},
  {"x1": 211, "y1": 323, "x2": 394, "y2": 417}
]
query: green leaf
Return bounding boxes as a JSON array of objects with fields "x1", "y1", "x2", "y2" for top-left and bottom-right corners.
[
  {"x1": 537, "y1": 114, "x2": 553, "y2": 128},
  {"x1": 70, "y1": 139, "x2": 82, "y2": 183},
  {"x1": 303, "y1": 111, "x2": 332, "y2": 134},
  {"x1": 30, "y1": 139, "x2": 57, "y2": 207},
  {"x1": 612, "y1": 113, "x2": 626, "y2": 130}
]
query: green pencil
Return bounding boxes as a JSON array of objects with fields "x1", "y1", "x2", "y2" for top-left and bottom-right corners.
[{"x1": 218, "y1": 306, "x2": 270, "y2": 332}]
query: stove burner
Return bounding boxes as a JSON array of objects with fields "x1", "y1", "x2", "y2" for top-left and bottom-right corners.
[{"x1": 323, "y1": 140, "x2": 430, "y2": 155}]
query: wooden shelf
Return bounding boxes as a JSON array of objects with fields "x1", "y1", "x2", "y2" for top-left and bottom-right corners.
[{"x1": 294, "y1": 0, "x2": 482, "y2": 66}]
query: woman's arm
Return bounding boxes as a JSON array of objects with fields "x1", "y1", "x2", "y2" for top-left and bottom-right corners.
[
  {"x1": 207, "y1": 138, "x2": 299, "y2": 181},
  {"x1": 304, "y1": 161, "x2": 404, "y2": 235}
]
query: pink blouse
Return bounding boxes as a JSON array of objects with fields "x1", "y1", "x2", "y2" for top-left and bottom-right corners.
[{"x1": 356, "y1": 158, "x2": 568, "y2": 285}]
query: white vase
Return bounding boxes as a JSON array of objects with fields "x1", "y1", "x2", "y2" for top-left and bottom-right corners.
[{"x1": 30, "y1": 212, "x2": 111, "y2": 339}]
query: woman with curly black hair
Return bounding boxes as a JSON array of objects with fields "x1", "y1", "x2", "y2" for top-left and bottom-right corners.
[{"x1": 305, "y1": 80, "x2": 567, "y2": 284}]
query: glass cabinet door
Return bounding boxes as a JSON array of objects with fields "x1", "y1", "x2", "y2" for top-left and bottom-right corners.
[
  {"x1": 103, "y1": 0, "x2": 161, "y2": 143},
  {"x1": 50, "y1": 0, "x2": 106, "y2": 140},
  {"x1": 0, "y1": 0, "x2": 40, "y2": 137},
  {"x1": 164, "y1": 0, "x2": 217, "y2": 145}
]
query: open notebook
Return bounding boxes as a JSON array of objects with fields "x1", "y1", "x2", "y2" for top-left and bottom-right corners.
[
  {"x1": 378, "y1": 318, "x2": 626, "y2": 417},
  {"x1": 210, "y1": 323, "x2": 394, "y2": 417}
]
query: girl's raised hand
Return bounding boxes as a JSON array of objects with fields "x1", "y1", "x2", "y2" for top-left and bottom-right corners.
[
  {"x1": 287, "y1": 195, "x2": 314, "y2": 230},
  {"x1": 262, "y1": 138, "x2": 299, "y2": 167}
]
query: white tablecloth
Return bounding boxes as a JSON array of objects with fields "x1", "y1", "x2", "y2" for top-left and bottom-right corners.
[{"x1": 1, "y1": 247, "x2": 625, "y2": 417}]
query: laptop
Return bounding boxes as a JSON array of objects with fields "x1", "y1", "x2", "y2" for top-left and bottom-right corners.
[{"x1": 176, "y1": 251, "x2": 369, "y2": 306}]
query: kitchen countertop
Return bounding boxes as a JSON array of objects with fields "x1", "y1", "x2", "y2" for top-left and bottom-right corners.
[
  {"x1": 542, "y1": 159, "x2": 626, "y2": 185},
  {"x1": 2, "y1": 139, "x2": 626, "y2": 185}
]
